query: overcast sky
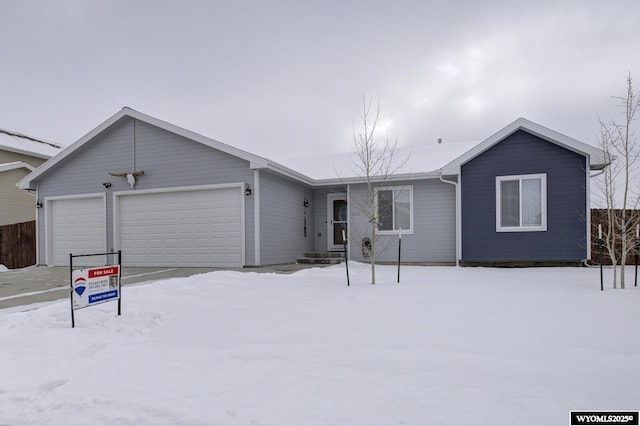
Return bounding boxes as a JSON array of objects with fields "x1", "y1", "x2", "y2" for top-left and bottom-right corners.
[{"x1": 1, "y1": 0, "x2": 639, "y2": 160}]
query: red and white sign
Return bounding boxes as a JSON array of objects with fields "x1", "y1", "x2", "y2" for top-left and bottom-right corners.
[
  {"x1": 72, "y1": 265, "x2": 120, "y2": 310},
  {"x1": 88, "y1": 266, "x2": 119, "y2": 278}
]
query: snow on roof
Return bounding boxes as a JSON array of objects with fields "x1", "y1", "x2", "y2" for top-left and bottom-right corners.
[
  {"x1": 0, "y1": 161, "x2": 36, "y2": 173},
  {"x1": 441, "y1": 117, "x2": 609, "y2": 174},
  {"x1": 274, "y1": 140, "x2": 481, "y2": 182},
  {"x1": 0, "y1": 128, "x2": 63, "y2": 159}
]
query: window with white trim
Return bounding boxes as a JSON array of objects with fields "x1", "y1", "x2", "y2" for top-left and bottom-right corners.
[
  {"x1": 496, "y1": 174, "x2": 547, "y2": 232},
  {"x1": 375, "y1": 186, "x2": 413, "y2": 234}
]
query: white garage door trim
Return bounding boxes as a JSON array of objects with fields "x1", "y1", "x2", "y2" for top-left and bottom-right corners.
[
  {"x1": 45, "y1": 193, "x2": 107, "y2": 266},
  {"x1": 113, "y1": 183, "x2": 245, "y2": 267}
]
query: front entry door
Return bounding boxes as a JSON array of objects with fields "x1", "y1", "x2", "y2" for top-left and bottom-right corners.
[{"x1": 327, "y1": 194, "x2": 348, "y2": 251}]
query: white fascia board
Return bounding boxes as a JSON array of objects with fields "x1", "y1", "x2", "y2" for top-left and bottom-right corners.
[
  {"x1": 252, "y1": 160, "x2": 441, "y2": 186},
  {"x1": 18, "y1": 109, "x2": 132, "y2": 189},
  {"x1": 0, "y1": 161, "x2": 35, "y2": 173},
  {"x1": 441, "y1": 117, "x2": 610, "y2": 175},
  {"x1": 17, "y1": 175, "x2": 36, "y2": 190},
  {"x1": 0, "y1": 146, "x2": 52, "y2": 160},
  {"x1": 312, "y1": 170, "x2": 442, "y2": 187},
  {"x1": 258, "y1": 160, "x2": 316, "y2": 185},
  {"x1": 514, "y1": 118, "x2": 609, "y2": 169},
  {"x1": 440, "y1": 121, "x2": 520, "y2": 175}
]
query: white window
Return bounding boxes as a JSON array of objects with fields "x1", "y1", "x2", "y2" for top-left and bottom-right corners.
[
  {"x1": 496, "y1": 174, "x2": 547, "y2": 232},
  {"x1": 375, "y1": 186, "x2": 413, "y2": 234}
]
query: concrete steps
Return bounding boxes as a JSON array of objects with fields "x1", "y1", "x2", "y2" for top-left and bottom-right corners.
[{"x1": 297, "y1": 252, "x2": 344, "y2": 265}]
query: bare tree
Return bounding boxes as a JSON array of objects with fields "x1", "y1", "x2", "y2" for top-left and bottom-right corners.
[
  {"x1": 593, "y1": 73, "x2": 640, "y2": 289},
  {"x1": 349, "y1": 96, "x2": 408, "y2": 284}
]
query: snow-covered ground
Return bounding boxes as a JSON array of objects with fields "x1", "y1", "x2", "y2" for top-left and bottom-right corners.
[{"x1": 0, "y1": 263, "x2": 638, "y2": 426}]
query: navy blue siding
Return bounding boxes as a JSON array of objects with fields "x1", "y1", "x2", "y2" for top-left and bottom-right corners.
[{"x1": 461, "y1": 130, "x2": 587, "y2": 262}]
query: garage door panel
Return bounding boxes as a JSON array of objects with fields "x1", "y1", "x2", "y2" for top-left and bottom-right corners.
[
  {"x1": 118, "y1": 187, "x2": 242, "y2": 267},
  {"x1": 50, "y1": 197, "x2": 106, "y2": 266}
]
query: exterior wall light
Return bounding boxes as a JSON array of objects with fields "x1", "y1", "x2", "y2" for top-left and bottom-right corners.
[
  {"x1": 36, "y1": 201, "x2": 43, "y2": 209},
  {"x1": 245, "y1": 184, "x2": 252, "y2": 196}
]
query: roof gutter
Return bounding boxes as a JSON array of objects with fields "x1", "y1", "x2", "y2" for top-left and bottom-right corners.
[
  {"x1": 258, "y1": 161, "x2": 443, "y2": 188},
  {"x1": 313, "y1": 170, "x2": 442, "y2": 187},
  {"x1": 258, "y1": 160, "x2": 316, "y2": 186}
]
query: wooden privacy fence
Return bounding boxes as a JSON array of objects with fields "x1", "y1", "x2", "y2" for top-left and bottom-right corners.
[
  {"x1": 0, "y1": 220, "x2": 36, "y2": 269},
  {"x1": 591, "y1": 209, "x2": 639, "y2": 265}
]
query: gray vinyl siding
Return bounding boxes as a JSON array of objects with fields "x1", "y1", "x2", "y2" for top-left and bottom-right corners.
[
  {"x1": 461, "y1": 130, "x2": 587, "y2": 262},
  {"x1": 259, "y1": 170, "x2": 314, "y2": 264},
  {"x1": 0, "y1": 168, "x2": 35, "y2": 226},
  {"x1": 0, "y1": 150, "x2": 47, "y2": 166},
  {"x1": 348, "y1": 179, "x2": 456, "y2": 263},
  {"x1": 312, "y1": 186, "x2": 347, "y2": 252},
  {"x1": 35, "y1": 117, "x2": 256, "y2": 265},
  {"x1": 0, "y1": 151, "x2": 47, "y2": 226}
]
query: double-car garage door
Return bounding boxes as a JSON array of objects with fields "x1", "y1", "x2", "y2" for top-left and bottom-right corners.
[{"x1": 49, "y1": 186, "x2": 243, "y2": 267}]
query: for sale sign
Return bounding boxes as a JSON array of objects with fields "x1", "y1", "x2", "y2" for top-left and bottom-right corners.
[{"x1": 72, "y1": 266, "x2": 120, "y2": 310}]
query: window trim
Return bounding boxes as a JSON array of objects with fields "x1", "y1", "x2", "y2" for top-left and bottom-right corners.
[
  {"x1": 375, "y1": 185, "x2": 414, "y2": 235},
  {"x1": 495, "y1": 173, "x2": 547, "y2": 232}
]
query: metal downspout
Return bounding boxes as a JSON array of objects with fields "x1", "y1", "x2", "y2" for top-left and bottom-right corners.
[
  {"x1": 439, "y1": 170, "x2": 460, "y2": 266},
  {"x1": 35, "y1": 182, "x2": 40, "y2": 265},
  {"x1": 254, "y1": 169, "x2": 260, "y2": 266},
  {"x1": 346, "y1": 184, "x2": 351, "y2": 259}
]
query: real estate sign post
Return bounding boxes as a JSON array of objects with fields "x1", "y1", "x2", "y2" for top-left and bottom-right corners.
[
  {"x1": 70, "y1": 251, "x2": 122, "y2": 328},
  {"x1": 397, "y1": 228, "x2": 402, "y2": 284}
]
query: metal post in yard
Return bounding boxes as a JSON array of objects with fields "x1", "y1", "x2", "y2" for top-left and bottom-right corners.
[
  {"x1": 599, "y1": 238, "x2": 604, "y2": 292},
  {"x1": 397, "y1": 228, "x2": 402, "y2": 283},
  {"x1": 635, "y1": 225, "x2": 639, "y2": 288},
  {"x1": 342, "y1": 229, "x2": 350, "y2": 287},
  {"x1": 70, "y1": 253, "x2": 75, "y2": 328},
  {"x1": 118, "y1": 250, "x2": 122, "y2": 316},
  {"x1": 635, "y1": 241, "x2": 638, "y2": 288}
]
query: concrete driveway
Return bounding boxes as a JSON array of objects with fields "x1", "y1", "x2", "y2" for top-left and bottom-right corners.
[{"x1": 0, "y1": 263, "x2": 313, "y2": 311}]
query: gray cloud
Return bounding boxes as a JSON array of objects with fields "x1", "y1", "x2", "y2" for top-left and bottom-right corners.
[{"x1": 0, "y1": 0, "x2": 638, "y2": 160}]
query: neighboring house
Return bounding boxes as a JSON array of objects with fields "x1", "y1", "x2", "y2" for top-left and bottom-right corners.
[
  {"x1": 0, "y1": 129, "x2": 63, "y2": 226},
  {"x1": 18, "y1": 108, "x2": 609, "y2": 267}
]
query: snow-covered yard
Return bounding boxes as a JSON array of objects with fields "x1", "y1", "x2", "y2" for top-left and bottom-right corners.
[{"x1": 0, "y1": 263, "x2": 638, "y2": 425}]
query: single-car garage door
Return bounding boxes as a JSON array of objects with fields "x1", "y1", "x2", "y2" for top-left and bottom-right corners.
[
  {"x1": 49, "y1": 196, "x2": 106, "y2": 266},
  {"x1": 116, "y1": 186, "x2": 243, "y2": 267}
]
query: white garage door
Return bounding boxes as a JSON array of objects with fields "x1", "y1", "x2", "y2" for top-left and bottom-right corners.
[
  {"x1": 50, "y1": 196, "x2": 106, "y2": 266},
  {"x1": 117, "y1": 186, "x2": 243, "y2": 267}
]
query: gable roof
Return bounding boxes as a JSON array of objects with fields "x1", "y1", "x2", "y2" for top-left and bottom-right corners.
[
  {"x1": 18, "y1": 110, "x2": 610, "y2": 190},
  {"x1": 440, "y1": 117, "x2": 609, "y2": 176},
  {"x1": 277, "y1": 117, "x2": 609, "y2": 184},
  {"x1": 0, "y1": 128, "x2": 63, "y2": 159},
  {"x1": 18, "y1": 107, "x2": 313, "y2": 190}
]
